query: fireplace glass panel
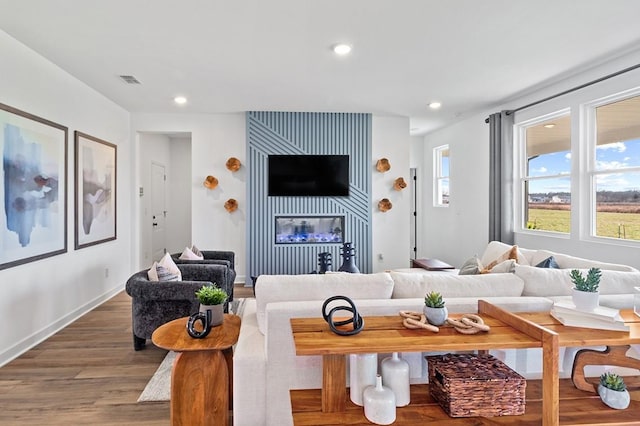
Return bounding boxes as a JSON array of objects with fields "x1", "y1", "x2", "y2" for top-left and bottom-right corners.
[{"x1": 275, "y1": 216, "x2": 344, "y2": 244}]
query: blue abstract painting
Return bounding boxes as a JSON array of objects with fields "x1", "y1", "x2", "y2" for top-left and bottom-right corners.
[{"x1": 1, "y1": 103, "x2": 67, "y2": 270}]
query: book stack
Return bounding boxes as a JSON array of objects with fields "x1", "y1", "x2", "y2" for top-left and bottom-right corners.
[{"x1": 550, "y1": 301, "x2": 629, "y2": 331}]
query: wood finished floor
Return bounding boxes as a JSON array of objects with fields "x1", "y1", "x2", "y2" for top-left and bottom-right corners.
[{"x1": 0, "y1": 284, "x2": 254, "y2": 426}]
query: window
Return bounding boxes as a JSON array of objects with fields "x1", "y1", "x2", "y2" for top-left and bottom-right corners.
[
  {"x1": 522, "y1": 114, "x2": 571, "y2": 233},
  {"x1": 434, "y1": 145, "x2": 449, "y2": 206},
  {"x1": 592, "y1": 95, "x2": 640, "y2": 240}
]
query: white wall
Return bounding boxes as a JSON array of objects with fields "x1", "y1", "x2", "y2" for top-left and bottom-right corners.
[
  {"x1": 417, "y1": 46, "x2": 640, "y2": 270},
  {"x1": 419, "y1": 113, "x2": 490, "y2": 266},
  {"x1": 0, "y1": 30, "x2": 130, "y2": 366},
  {"x1": 372, "y1": 116, "x2": 412, "y2": 271},
  {"x1": 131, "y1": 113, "x2": 247, "y2": 282}
]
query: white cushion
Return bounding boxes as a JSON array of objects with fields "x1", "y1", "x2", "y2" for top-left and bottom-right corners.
[
  {"x1": 516, "y1": 264, "x2": 640, "y2": 297},
  {"x1": 390, "y1": 271, "x2": 524, "y2": 299},
  {"x1": 179, "y1": 246, "x2": 204, "y2": 260},
  {"x1": 147, "y1": 252, "x2": 182, "y2": 281},
  {"x1": 254, "y1": 272, "x2": 394, "y2": 335}
]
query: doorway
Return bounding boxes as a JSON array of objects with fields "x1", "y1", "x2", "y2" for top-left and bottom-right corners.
[{"x1": 151, "y1": 162, "x2": 167, "y2": 261}]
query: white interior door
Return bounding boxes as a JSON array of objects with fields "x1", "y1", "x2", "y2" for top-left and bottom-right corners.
[{"x1": 151, "y1": 162, "x2": 167, "y2": 261}]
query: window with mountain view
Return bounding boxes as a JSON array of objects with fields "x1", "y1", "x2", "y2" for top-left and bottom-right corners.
[
  {"x1": 523, "y1": 114, "x2": 572, "y2": 233},
  {"x1": 593, "y1": 95, "x2": 640, "y2": 240}
]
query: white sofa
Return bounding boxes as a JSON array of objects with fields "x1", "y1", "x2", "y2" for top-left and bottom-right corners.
[{"x1": 233, "y1": 242, "x2": 640, "y2": 426}]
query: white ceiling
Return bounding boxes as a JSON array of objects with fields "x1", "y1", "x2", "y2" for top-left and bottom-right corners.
[{"x1": 2, "y1": 0, "x2": 640, "y2": 135}]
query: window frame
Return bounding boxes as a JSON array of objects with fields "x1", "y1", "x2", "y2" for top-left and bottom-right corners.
[{"x1": 433, "y1": 144, "x2": 449, "y2": 207}]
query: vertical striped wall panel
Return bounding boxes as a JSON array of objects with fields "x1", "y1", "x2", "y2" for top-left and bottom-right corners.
[{"x1": 247, "y1": 111, "x2": 372, "y2": 277}]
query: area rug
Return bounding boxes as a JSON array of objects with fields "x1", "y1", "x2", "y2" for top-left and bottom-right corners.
[{"x1": 137, "y1": 298, "x2": 246, "y2": 403}]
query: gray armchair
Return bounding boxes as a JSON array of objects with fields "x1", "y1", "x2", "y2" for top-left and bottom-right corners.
[
  {"x1": 171, "y1": 250, "x2": 236, "y2": 301},
  {"x1": 125, "y1": 263, "x2": 230, "y2": 350}
]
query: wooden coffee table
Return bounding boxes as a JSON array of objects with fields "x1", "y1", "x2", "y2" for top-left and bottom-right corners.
[
  {"x1": 291, "y1": 301, "x2": 559, "y2": 425},
  {"x1": 152, "y1": 314, "x2": 240, "y2": 426}
]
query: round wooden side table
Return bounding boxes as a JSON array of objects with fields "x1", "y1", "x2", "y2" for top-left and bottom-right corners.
[{"x1": 152, "y1": 314, "x2": 241, "y2": 426}]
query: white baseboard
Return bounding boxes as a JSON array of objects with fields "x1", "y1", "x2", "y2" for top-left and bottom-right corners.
[{"x1": 0, "y1": 285, "x2": 124, "y2": 367}]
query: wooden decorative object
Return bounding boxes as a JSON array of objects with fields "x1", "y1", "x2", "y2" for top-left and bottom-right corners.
[
  {"x1": 203, "y1": 175, "x2": 218, "y2": 189},
  {"x1": 426, "y1": 353, "x2": 526, "y2": 418},
  {"x1": 375, "y1": 158, "x2": 391, "y2": 173},
  {"x1": 226, "y1": 157, "x2": 241, "y2": 172},
  {"x1": 378, "y1": 198, "x2": 392, "y2": 212},
  {"x1": 224, "y1": 198, "x2": 238, "y2": 212},
  {"x1": 393, "y1": 177, "x2": 407, "y2": 191}
]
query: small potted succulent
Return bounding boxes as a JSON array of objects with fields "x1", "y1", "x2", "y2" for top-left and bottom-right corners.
[
  {"x1": 569, "y1": 268, "x2": 601, "y2": 311},
  {"x1": 598, "y1": 372, "x2": 630, "y2": 409},
  {"x1": 424, "y1": 291, "x2": 448, "y2": 326},
  {"x1": 195, "y1": 284, "x2": 228, "y2": 327}
]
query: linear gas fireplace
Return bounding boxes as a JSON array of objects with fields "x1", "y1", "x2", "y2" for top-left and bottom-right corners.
[{"x1": 275, "y1": 216, "x2": 344, "y2": 244}]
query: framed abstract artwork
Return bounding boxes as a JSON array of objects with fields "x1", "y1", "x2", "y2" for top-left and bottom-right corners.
[
  {"x1": 0, "y1": 102, "x2": 68, "y2": 270},
  {"x1": 74, "y1": 131, "x2": 117, "y2": 249}
]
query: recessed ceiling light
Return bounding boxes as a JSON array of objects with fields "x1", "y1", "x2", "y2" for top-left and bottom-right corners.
[
  {"x1": 429, "y1": 102, "x2": 442, "y2": 110},
  {"x1": 544, "y1": 123, "x2": 556, "y2": 129},
  {"x1": 333, "y1": 44, "x2": 352, "y2": 55},
  {"x1": 174, "y1": 96, "x2": 187, "y2": 105}
]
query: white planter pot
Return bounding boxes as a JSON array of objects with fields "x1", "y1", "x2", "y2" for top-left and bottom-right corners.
[
  {"x1": 424, "y1": 306, "x2": 448, "y2": 326},
  {"x1": 598, "y1": 384, "x2": 630, "y2": 409},
  {"x1": 572, "y1": 288, "x2": 599, "y2": 311},
  {"x1": 200, "y1": 303, "x2": 224, "y2": 327}
]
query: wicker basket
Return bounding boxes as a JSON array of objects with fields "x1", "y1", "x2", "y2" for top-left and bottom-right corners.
[{"x1": 426, "y1": 353, "x2": 526, "y2": 417}]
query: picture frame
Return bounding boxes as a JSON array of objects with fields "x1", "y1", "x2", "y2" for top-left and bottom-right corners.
[
  {"x1": 74, "y1": 131, "x2": 117, "y2": 249},
  {"x1": 0, "y1": 102, "x2": 68, "y2": 270}
]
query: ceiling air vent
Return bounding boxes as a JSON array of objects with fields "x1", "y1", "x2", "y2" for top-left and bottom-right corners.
[{"x1": 119, "y1": 75, "x2": 141, "y2": 84}]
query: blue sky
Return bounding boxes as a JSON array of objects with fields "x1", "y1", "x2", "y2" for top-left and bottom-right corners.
[{"x1": 528, "y1": 138, "x2": 640, "y2": 194}]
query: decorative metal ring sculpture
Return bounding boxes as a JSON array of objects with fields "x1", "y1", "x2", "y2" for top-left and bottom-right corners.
[
  {"x1": 322, "y1": 295, "x2": 364, "y2": 336},
  {"x1": 186, "y1": 311, "x2": 212, "y2": 339}
]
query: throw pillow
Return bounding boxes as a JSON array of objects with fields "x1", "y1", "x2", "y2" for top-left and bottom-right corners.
[
  {"x1": 147, "y1": 261, "x2": 159, "y2": 281},
  {"x1": 179, "y1": 246, "x2": 204, "y2": 260},
  {"x1": 535, "y1": 256, "x2": 559, "y2": 269},
  {"x1": 459, "y1": 256, "x2": 483, "y2": 275},
  {"x1": 489, "y1": 259, "x2": 516, "y2": 273},
  {"x1": 191, "y1": 245, "x2": 203, "y2": 258},
  {"x1": 156, "y1": 265, "x2": 180, "y2": 281},
  {"x1": 158, "y1": 252, "x2": 182, "y2": 281},
  {"x1": 483, "y1": 245, "x2": 519, "y2": 271}
]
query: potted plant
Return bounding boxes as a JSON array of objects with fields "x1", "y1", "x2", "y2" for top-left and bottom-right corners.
[
  {"x1": 195, "y1": 284, "x2": 228, "y2": 327},
  {"x1": 569, "y1": 268, "x2": 601, "y2": 311},
  {"x1": 424, "y1": 291, "x2": 448, "y2": 326},
  {"x1": 598, "y1": 372, "x2": 630, "y2": 409}
]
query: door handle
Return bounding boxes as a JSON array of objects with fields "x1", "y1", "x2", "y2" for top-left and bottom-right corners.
[{"x1": 153, "y1": 222, "x2": 158, "y2": 227}]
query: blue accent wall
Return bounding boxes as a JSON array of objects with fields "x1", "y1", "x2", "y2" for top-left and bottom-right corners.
[{"x1": 247, "y1": 111, "x2": 372, "y2": 277}]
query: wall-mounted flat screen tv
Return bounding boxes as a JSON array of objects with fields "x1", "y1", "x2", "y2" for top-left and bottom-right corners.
[{"x1": 268, "y1": 155, "x2": 349, "y2": 196}]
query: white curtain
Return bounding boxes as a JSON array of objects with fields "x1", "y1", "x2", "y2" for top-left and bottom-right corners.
[{"x1": 488, "y1": 111, "x2": 514, "y2": 244}]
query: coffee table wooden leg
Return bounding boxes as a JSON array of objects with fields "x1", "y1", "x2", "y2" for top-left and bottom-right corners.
[
  {"x1": 542, "y1": 332, "x2": 559, "y2": 426},
  {"x1": 171, "y1": 350, "x2": 228, "y2": 426},
  {"x1": 572, "y1": 345, "x2": 640, "y2": 393},
  {"x1": 322, "y1": 354, "x2": 346, "y2": 412}
]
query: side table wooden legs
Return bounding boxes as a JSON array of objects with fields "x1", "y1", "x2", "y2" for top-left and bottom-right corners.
[
  {"x1": 572, "y1": 345, "x2": 640, "y2": 393},
  {"x1": 171, "y1": 350, "x2": 229, "y2": 426},
  {"x1": 322, "y1": 354, "x2": 346, "y2": 412}
]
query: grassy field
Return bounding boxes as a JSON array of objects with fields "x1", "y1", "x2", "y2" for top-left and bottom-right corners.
[{"x1": 527, "y1": 205, "x2": 640, "y2": 240}]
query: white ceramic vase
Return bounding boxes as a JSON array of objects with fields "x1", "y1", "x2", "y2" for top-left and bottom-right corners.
[
  {"x1": 381, "y1": 352, "x2": 410, "y2": 407},
  {"x1": 598, "y1": 384, "x2": 630, "y2": 409},
  {"x1": 200, "y1": 303, "x2": 224, "y2": 327},
  {"x1": 349, "y1": 353, "x2": 378, "y2": 406},
  {"x1": 363, "y1": 375, "x2": 396, "y2": 425},
  {"x1": 424, "y1": 306, "x2": 448, "y2": 326},
  {"x1": 572, "y1": 288, "x2": 599, "y2": 312}
]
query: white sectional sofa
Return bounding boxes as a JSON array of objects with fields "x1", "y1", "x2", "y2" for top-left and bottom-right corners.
[{"x1": 232, "y1": 241, "x2": 640, "y2": 426}]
